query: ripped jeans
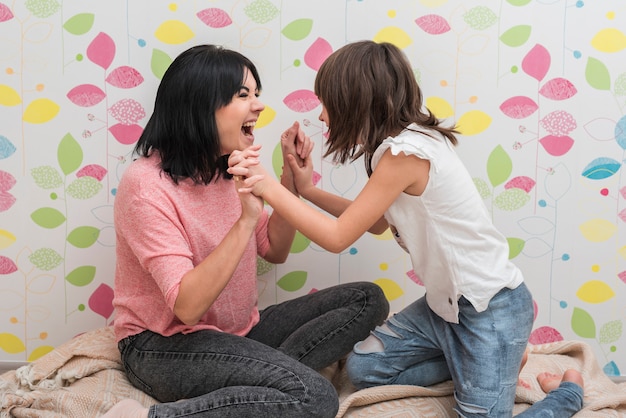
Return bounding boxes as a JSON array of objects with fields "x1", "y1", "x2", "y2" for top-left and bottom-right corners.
[{"x1": 346, "y1": 283, "x2": 581, "y2": 417}]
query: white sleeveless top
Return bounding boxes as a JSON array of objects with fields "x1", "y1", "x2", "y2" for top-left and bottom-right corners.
[{"x1": 371, "y1": 124, "x2": 524, "y2": 323}]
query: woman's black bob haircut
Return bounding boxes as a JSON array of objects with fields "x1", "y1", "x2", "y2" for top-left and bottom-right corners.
[{"x1": 134, "y1": 44, "x2": 262, "y2": 184}]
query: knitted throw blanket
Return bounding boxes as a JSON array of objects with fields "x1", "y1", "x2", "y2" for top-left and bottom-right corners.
[{"x1": 1, "y1": 327, "x2": 624, "y2": 417}]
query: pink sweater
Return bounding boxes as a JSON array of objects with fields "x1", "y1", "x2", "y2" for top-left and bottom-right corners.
[{"x1": 112, "y1": 154, "x2": 270, "y2": 342}]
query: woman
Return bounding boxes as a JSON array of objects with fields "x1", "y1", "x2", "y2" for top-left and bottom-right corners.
[{"x1": 104, "y1": 44, "x2": 389, "y2": 418}]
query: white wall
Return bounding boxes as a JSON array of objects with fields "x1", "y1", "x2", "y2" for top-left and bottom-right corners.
[{"x1": 0, "y1": 0, "x2": 624, "y2": 378}]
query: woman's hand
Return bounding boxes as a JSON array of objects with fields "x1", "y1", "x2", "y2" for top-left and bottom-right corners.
[{"x1": 228, "y1": 145, "x2": 269, "y2": 197}]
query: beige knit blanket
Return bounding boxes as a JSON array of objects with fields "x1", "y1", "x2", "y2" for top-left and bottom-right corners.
[{"x1": 1, "y1": 327, "x2": 624, "y2": 417}]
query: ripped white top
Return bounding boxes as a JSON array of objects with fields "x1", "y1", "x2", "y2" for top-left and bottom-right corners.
[{"x1": 371, "y1": 124, "x2": 524, "y2": 323}]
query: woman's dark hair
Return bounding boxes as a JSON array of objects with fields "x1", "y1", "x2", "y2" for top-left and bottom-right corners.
[
  {"x1": 314, "y1": 40, "x2": 458, "y2": 175},
  {"x1": 135, "y1": 44, "x2": 262, "y2": 184}
]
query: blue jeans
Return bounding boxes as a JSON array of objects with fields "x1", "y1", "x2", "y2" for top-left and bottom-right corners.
[
  {"x1": 347, "y1": 283, "x2": 582, "y2": 417},
  {"x1": 118, "y1": 281, "x2": 389, "y2": 417}
]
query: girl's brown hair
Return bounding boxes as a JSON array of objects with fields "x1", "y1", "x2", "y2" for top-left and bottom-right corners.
[{"x1": 314, "y1": 40, "x2": 458, "y2": 175}]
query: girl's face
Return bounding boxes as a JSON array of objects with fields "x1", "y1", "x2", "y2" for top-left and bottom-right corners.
[{"x1": 216, "y1": 69, "x2": 265, "y2": 155}]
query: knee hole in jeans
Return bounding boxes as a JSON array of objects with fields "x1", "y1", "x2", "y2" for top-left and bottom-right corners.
[{"x1": 354, "y1": 323, "x2": 398, "y2": 353}]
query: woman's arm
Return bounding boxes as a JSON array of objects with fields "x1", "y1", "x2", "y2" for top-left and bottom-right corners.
[
  {"x1": 174, "y1": 176, "x2": 263, "y2": 325},
  {"x1": 262, "y1": 121, "x2": 314, "y2": 263}
]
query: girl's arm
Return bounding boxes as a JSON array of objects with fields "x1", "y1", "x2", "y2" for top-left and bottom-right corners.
[
  {"x1": 236, "y1": 148, "x2": 428, "y2": 253},
  {"x1": 288, "y1": 153, "x2": 389, "y2": 235}
]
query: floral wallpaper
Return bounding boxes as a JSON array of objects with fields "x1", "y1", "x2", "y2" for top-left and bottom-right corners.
[{"x1": 0, "y1": 0, "x2": 624, "y2": 378}]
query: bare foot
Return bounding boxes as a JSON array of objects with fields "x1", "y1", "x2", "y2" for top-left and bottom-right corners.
[
  {"x1": 101, "y1": 399, "x2": 149, "y2": 418},
  {"x1": 537, "y1": 369, "x2": 583, "y2": 393}
]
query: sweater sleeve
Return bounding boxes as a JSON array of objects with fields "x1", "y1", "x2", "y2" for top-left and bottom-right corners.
[
  {"x1": 121, "y1": 194, "x2": 194, "y2": 313},
  {"x1": 254, "y1": 210, "x2": 270, "y2": 258}
]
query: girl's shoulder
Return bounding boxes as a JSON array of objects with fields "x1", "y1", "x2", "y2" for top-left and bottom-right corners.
[{"x1": 378, "y1": 125, "x2": 447, "y2": 154}]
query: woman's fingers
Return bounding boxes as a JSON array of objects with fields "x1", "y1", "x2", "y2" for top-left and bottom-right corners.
[
  {"x1": 228, "y1": 144, "x2": 262, "y2": 165},
  {"x1": 228, "y1": 146, "x2": 262, "y2": 178},
  {"x1": 234, "y1": 174, "x2": 265, "y2": 193}
]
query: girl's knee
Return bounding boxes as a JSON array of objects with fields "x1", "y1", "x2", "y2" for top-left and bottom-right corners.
[
  {"x1": 346, "y1": 339, "x2": 392, "y2": 389},
  {"x1": 345, "y1": 352, "x2": 376, "y2": 389}
]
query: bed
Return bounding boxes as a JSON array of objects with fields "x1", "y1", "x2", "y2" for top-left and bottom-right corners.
[{"x1": 1, "y1": 326, "x2": 625, "y2": 417}]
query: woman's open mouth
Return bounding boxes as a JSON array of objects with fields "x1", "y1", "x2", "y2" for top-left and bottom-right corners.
[{"x1": 242, "y1": 121, "x2": 255, "y2": 139}]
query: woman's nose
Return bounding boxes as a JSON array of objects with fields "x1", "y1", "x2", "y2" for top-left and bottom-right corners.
[{"x1": 254, "y1": 98, "x2": 265, "y2": 112}]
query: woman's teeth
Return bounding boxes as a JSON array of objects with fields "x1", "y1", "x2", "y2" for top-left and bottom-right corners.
[{"x1": 242, "y1": 121, "x2": 255, "y2": 136}]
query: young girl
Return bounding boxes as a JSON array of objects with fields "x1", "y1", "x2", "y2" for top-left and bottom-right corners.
[
  {"x1": 103, "y1": 44, "x2": 389, "y2": 418},
  {"x1": 229, "y1": 40, "x2": 584, "y2": 417}
]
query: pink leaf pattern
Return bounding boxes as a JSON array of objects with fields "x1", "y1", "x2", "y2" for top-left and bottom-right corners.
[
  {"x1": 67, "y1": 84, "x2": 106, "y2": 107},
  {"x1": 406, "y1": 269, "x2": 424, "y2": 286},
  {"x1": 529, "y1": 325, "x2": 563, "y2": 344},
  {"x1": 415, "y1": 14, "x2": 450, "y2": 35},
  {"x1": 87, "y1": 32, "x2": 116, "y2": 70},
  {"x1": 504, "y1": 176, "x2": 535, "y2": 193},
  {"x1": 0, "y1": 2, "x2": 14, "y2": 22},
  {"x1": 311, "y1": 170, "x2": 321, "y2": 186},
  {"x1": 0, "y1": 256, "x2": 17, "y2": 274},
  {"x1": 618, "y1": 209, "x2": 626, "y2": 224},
  {"x1": 539, "y1": 77, "x2": 577, "y2": 100},
  {"x1": 0, "y1": 170, "x2": 16, "y2": 211},
  {"x1": 283, "y1": 89, "x2": 319, "y2": 113},
  {"x1": 522, "y1": 44, "x2": 550, "y2": 82},
  {"x1": 539, "y1": 135, "x2": 574, "y2": 156},
  {"x1": 304, "y1": 37, "x2": 333, "y2": 71},
  {"x1": 106, "y1": 66, "x2": 144, "y2": 89},
  {"x1": 77, "y1": 164, "x2": 107, "y2": 181},
  {"x1": 618, "y1": 270, "x2": 626, "y2": 284},
  {"x1": 540, "y1": 110, "x2": 577, "y2": 136},
  {"x1": 109, "y1": 98, "x2": 146, "y2": 125},
  {"x1": 88, "y1": 283, "x2": 114, "y2": 319},
  {"x1": 109, "y1": 123, "x2": 143, "y2": 145},
  {"x1": 0, "y1": 191, "x2": 16, "y2": 212},
  {"x1": 0, "y1": 170, "x2": 16, "y2": 192},
  {"x1": 196, "y1": 8, "x2": 232, "y2": 28},
  {"x1": 499, "y1": 96, "x2": 538, "y2": 119}
]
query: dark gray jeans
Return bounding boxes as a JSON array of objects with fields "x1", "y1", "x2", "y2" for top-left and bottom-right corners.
[{"x1": 118, "y1": 281, "x2": 389, "y2": 417}]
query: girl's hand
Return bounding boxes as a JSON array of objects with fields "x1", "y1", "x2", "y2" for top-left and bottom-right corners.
[
  {"x1": 280, "y1": 121, "x2": 314, "y2": 193},
  {"x1": 287, "y1": 152, "x2": 316, "y2": 197},
  {"x1": 281, "y1": 121, "x2": 314, "y2": 166}
]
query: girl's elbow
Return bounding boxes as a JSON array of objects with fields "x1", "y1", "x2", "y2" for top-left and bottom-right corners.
[
  {"x1": 324, "y1": 240, "x2": 351, "y2": 254},
  {"x1": 369, "y1": 225, "x2": 389, "y2": 236}
]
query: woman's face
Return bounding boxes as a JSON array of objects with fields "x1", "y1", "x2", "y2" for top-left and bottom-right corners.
[{"x1": 216, "y1": 69, "x2": 265, "y2": 155}]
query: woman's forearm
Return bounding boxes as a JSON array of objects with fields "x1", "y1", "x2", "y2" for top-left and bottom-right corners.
[
  {"x1": 174, "y1": 217, "x2": 257, "y2": 325},
  {"x1": 263, "y1": 174, "x2": 299, "y2": 263}
]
